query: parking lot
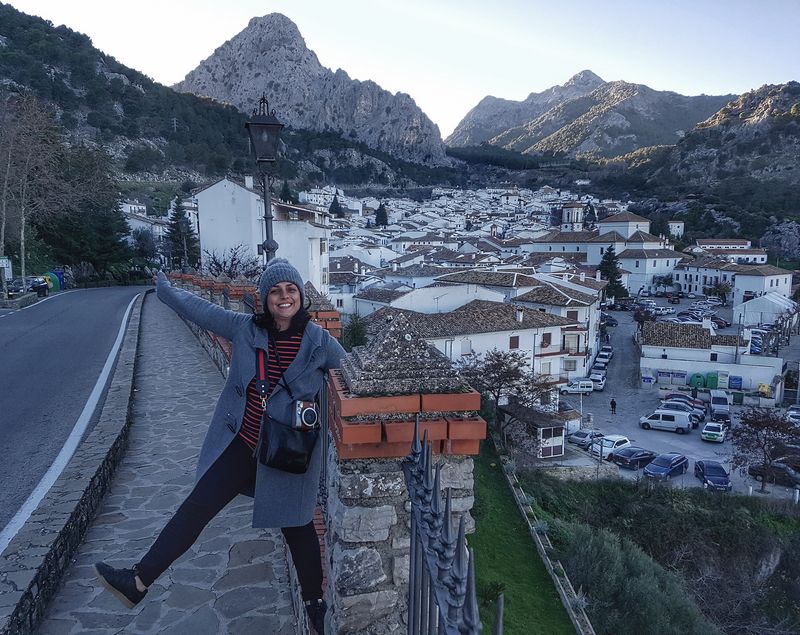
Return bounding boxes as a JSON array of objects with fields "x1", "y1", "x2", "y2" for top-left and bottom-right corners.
[{"x1": 561, "y1": 296, "x2": 800, "y2": 500}]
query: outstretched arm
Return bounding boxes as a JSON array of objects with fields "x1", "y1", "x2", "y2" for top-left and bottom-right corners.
[{"x1": 156, "y1": 272, "x2": 249, "y2": 340}]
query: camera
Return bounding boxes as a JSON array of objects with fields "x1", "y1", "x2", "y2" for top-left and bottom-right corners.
[{"x1": 293, "y1": 400, "x2": 319, "y2": 430}]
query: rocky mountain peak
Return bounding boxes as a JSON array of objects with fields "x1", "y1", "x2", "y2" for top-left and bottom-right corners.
[
  {"x1": 564, "y1": 69, "x2": 605, "y2": 89},
  {"x1": 174, "y1": 14, "x2": 447, "y2": 165}
]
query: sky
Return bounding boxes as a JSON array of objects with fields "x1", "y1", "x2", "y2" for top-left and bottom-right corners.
[{"x1": 6, "y1": 0, "x2": 799, "y2": 137}]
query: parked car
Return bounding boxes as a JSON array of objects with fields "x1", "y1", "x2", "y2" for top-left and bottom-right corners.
[
  {"x1": 644, "y1": 453, "x2": 689, "y2": 480},
  {"x1": 709, "y1": 411, "x2": 732, "y2": 429},
  {"x1": 591, "y1": 360, "x2": 609, "y2": 373},
  {"x1": 567, "y1": 429, "x2": 604, "y2": 450},
  {"x1": 591, "y1": 434, "x2": 631, "y2": 460},
  {"x1": 667, "y1": 296, "x2": 681, "y2": 304},
  {"x1": 701, "y1": 422, "x2": 727, "y2": 443},
  {"x1": 596, "y1": 352, "x2": 612, "y2": 365},
  {"x1": 639, "y1": 410, "x2": 693, "y2": 434},
  {"x1": 663, "y1": 393, "x2": 705, "y2": 410},
  {"x1": 601, "y1": 313, "x2": 618, "y2": 327},
  {"x1": 9, "y1": 276, "x2": 48, "y2": 295},
  {"x1": 694, "y1": 460, "x2": 732, "y2": 491},
  {"x1": 560, "y1": 379, "x2": 594, "y2": 395},
  {"x1": 661, "y1": 399, "x2": 705, "y2": 422},
  {"x1": 748, "y1": 462, "x2": 800, "y2": 488},
  {"x1": 590, "y1": 375, "x2": 606, "y2": 391},
  {"x1": 639, "y1": 290, "x2": 651, "y2": 297},
  {"x1": 600, "y1": 345, "x2": 613, "y2": 358},
  {"x1": 610, "y1": 447, "x2": 657, "y2": 470},
  {"x1": 705, "y1": 297, "x2": 723, "y2": 306},
  {"x1": 710, "y1": 317, "x2": 731, "y2": 329}
]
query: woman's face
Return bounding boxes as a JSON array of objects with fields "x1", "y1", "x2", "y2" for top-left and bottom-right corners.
[{"x1": 267, "y1": 282, "x2": 301, "y2": 326}]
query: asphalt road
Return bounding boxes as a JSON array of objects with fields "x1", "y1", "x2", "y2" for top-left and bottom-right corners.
[{"x1": 0, "y1": 287, "x2": 144, "y2": 532}]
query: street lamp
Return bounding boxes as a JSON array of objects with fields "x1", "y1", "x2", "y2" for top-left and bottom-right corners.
[
  {"x1": 178, "y1": 216, "x2": 189, "y2": 271},
  {"x1": 245, "y1": 94, "x2": 284, "y2": 264}
]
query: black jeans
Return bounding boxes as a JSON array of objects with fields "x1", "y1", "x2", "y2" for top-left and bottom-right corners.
[{"x1": 136, "y1": 435, "x2": 323, "y2": 601}]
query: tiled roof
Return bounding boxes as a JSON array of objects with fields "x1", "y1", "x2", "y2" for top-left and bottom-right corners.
[
  {"x1": 617, "y1": 248, "x2": 683, "y2": 259},
  {"x1": 381, "y1": 264, "x2": 451, "y2": 278},
  {"x1": 515, "y1": 281, "x2": 596, "y2": 306},
  {"x1": 734, "y1": 264, "x2": 791, "y2": 277},
  {"x1": 696, "y1": 239, "x2": 750, "y2": 246},
  {"x1": 641, "y1": 322, "x2": 711, "y2": 349},
  {"x1": 597, "y1": 211, "x2": 650, "y2": 224},
  {"x1": 499, "y1": 400, "x2": 565, "y2": 430},
  {"x1": 531, "y1": 230, "x2": 599, "y2": 243},
  {"x1": 304, "y1": 282, "x2": 334, "y2": 312},
  {"x1": 589, "y1": 231, "x2": 627, "y2": 243},
  {"x1": 626, "y1": 230, "x2": 663, "y2": 242},
  {"x1": 329, "y1": 272, "x2": 360, "y2": 285},
  {"x1": 353, "y1": 287, "x2": 410, "y2": 303},
  {"x1": 675, "y1": 259, "x2": 790, "y2": 276},
  {"x1": 435, "y1": 270, "x2": 538, "y2": 287},
  {"x1": 567, "y1": 275, "x2": 608, "y2": 291},
  {"x1": 365, "y1": 300, "x2": 575, "y2": 339}
]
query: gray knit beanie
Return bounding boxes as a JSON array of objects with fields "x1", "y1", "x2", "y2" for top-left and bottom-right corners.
[{"x1": 258, "y1": 258, "x2": 305, "y2": 307}]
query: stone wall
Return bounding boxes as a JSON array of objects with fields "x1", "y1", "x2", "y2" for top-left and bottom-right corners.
[{"x1": 324, "y1": 449, "x2": 476, "y2": 635}]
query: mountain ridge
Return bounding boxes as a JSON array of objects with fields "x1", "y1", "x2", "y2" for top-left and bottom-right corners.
[
  {"x1": 174, "y1": 13, "x2": 448, "y2": 166},
  {"x1": 449, "y1": 72, "x2": 734, "y2": 158}
]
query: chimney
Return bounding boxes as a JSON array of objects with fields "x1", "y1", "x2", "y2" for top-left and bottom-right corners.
[
  {"x1": 245, "y1": 175, "x2": 254, "y2": 189},
  {"x1": 580, "y1": 272, "x2": 586, "y2": 282},
  {"x1": 392, "y1": 262, "x2": 398, "y2": 272},
  {"x1": 595, "y1": 270, "x2": 601, "y2": 281},
  {"x1": 515, "y1": 308, "x2": 524, "y2": 323}
]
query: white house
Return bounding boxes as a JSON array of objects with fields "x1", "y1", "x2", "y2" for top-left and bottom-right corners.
[
  {"x1": 364, "y1": 300, "x2": 584, "y2": 383},
  {"x1": 194, "y1": 176, "x2": 330, "y2": 294},
  {"x1": 668, "y1": 220, "x2": 685, "y2": 239},
  {"x1": 640, "y1": 322, "x2": 785, "y2": 399},
  {"x1": 596, "y1": 211, "x2": 651, "y2": 239},
  {"x1": 731, "y1": 265, "x2": 793, "y2": 306},
  {"x1": 733, "y1": 293, "x2": 798, "y2": 328}
]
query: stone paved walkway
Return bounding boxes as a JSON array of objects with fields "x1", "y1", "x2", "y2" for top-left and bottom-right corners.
[{"x1": 38, "y1": 293, "x2": 297, "y2": 634}]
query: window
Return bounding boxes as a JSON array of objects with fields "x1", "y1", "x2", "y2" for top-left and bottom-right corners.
[
  {"x1": 320, "y1": 239, "x2": 328, "y2": 254},
  {"x1": 663, "y1": 414, "x2": 675, "y2": 422},
  {"x1": 564, "y1": 360, "x2": 577, "y2": 371},
  {"x1": 541, "y1": 445, "x2": 553, "y2": 458},
  {"x1": 336, "y1": 299, "x2": 344, "y2": 308},
  {"x1": 460, "y1": 339, "x2": 472, "y2": 355},
  {"x1": 566, "y1": 310, "x2": 579, "y2": 321},
  {"x1": 542, "y1": 427, "x2": 554, "y2": 439},
  {"x1": 635, "y1": 260, "x2": 640, "y2": 268},
  {"x1": 322, "y1": 268, "x2": 329, "y2": 285},
  {"x1": 541, "y1": 332, "x2": 552, "y2": 347},
  {"x1": 600, "y1": 247, "x2": 605, "y2": 255},
  {"x1": 541, "y1": 361, "x2": 551, "y2": 375},
  {"x1": 710, "y1": 352, "x2": 718, "y2": 361},
  {"x1": 509, "y1": 335, "x2": 519, "y2": 350}
]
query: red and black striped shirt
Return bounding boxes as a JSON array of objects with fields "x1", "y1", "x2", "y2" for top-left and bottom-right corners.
[{"x1": 238, "y1": 331, "x2": 304, "y2": 451}]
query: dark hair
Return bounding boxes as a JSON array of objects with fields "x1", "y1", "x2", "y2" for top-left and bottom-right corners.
[{"x1": 252, "y1": 302, "x2": 312, "y2": 334}]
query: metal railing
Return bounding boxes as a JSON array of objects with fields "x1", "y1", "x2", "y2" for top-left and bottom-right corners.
[{"x1": 403, "y1": 419, "x2": 504, "y2": 634}]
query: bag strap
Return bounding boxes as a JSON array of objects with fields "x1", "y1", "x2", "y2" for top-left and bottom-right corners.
[{"x1": 256, "y1": 337, "x2": 296, "y2": 403}]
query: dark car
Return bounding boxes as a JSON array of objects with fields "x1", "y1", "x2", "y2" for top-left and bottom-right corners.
[
  {"x1": 643, "y1": 452, "x2": 689, "y2": 480},
  {"x1": 667, "y1": 296, "x2": 680, "y2": 304},
  {"x1": 567, "y1": 429, "x2": 604, "y2": 450},
  {"x1": 748, "y1": 462, "x2": 800, "y2": 488},
  {"x1": 601, "y1": 313, "x2": 618, "y2": 327},
  {"x1": 694, "y1": 460, "x2": 733, "y2": 491},
  {"x1": 9, "y1": 276, "x2": 48, "y2": 295},
  {"x1": 709, "y1": 411, "x2": 732, "y2": 430},
  {"x1": 610, "y1": 447, "x2": 657, "y2": 470},
  {"x1": 711, "y1": 317, "x2": 731, "y2": 328},
  {"x1": 663, "y1": 393, "x2": 706, "y2": 410}
]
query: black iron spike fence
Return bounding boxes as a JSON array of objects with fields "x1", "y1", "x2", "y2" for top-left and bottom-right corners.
[{"x1": 402, "y1": 417, "x2": 504, "y2": 634}]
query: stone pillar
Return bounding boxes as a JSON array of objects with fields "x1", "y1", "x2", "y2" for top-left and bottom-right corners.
[{"x1": 323, "y1": 313, "x2": 486, "y2": 634}]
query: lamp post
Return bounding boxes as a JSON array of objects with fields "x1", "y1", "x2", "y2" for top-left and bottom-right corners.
[
  {"x1": 245, "y1": 94, "x2": 284, "y2": 265},
  {"x1": 178, "y1": 216, "x2": 189, "y2": 271}
]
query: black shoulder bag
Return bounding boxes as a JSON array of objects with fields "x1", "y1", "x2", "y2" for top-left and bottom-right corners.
[{"x1": 255, "y1": 341, "x2": 320, "y2": 475}]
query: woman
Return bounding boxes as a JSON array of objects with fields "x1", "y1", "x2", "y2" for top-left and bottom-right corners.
[{"x1": 94, "y1": 258, "x2": 344, "y2": 635}]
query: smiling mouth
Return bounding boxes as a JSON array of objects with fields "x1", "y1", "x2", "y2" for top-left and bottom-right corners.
[{"x1": 278, "y1": 303, "x2": 293, "y2": 308}]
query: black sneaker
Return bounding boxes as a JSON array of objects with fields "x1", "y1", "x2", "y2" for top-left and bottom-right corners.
[
  {"x1": 305, "y1": 598, "x2": 326, "y2": 635},
  {"x1": 93, "y1": 561, "x2": 147, "y2": 608}
]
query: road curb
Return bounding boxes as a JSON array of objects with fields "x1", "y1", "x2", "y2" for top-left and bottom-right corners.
[{"x1": 0, "y1": 290, "x2": 151, "y2": 635}]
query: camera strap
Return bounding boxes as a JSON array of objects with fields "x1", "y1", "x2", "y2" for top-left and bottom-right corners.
[{"x1": 256, "y1": 339, "x2": 295, "y2": 406}]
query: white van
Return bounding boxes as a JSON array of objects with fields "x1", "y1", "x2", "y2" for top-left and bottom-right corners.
[
  {"x1": 709, "y1": 390, "x2": 731, "y2": 415},
  {"x1": 639, "y1": 410, "x2": 693, "y2": 434},
  {"x1": 560, "y1": 379, "x2": 594, "y2": 395}
]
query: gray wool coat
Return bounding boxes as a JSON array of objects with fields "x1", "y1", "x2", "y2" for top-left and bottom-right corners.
[{"x1": 156, "y1": 272, "x2": 345, "y2": 528}]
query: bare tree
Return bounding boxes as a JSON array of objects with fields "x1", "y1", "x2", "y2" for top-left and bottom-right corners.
[
  {"x1": 731, "y1": 406, "x2": 800, "y2": 492},
  {"x1": 201, "y1": 244, "x2": 262, "y2": 279}
]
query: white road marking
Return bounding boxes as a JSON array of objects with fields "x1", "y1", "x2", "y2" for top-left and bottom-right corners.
[{"x1": 0, "y1": 293, "x2": 140, "y2": 554}]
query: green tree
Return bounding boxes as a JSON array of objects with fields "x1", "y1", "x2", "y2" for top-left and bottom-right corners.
[
  {"x1": 731, "y1": 406, "x2": 800, "y2": 493},
  {"x1": 598, "y1": 245, "x2": 628, "y2": 299},
  {"x1": 279, "y1": 180, "x2": 295, "y2": 204},
  {"x1": 329, "y1": 194, "x2": 344, "y2": 218},
  {"x1": 707, "y1": 281, "x2": 732, "y2": 305},
  {"x1": 131, "y1": 227, "x2": 158, "y2": 266},
  {"x1": 341, "y1": 314, "x2": 368, "y2": 351},
  {"x1": 165, "y1": 197, "x2": 200, "y2": 269},
  {"x1": 375, "y1": 203, "x2": 388, "y2": 227}
]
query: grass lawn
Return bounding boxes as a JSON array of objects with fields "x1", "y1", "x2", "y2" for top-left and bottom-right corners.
[{"x1": 470, "y1": 442, "x2": 574, "y2": 635}]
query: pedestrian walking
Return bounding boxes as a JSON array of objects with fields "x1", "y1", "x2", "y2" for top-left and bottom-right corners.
[
  {"x1": 94, "y1": 259, "x2": 345, "y2": 634},
  {"x1": 605, "y1": 332, "x2": 610, "y2": 344},
  {"x1": 610, "y1": 398, "x2": 617, "y2": 414}
]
